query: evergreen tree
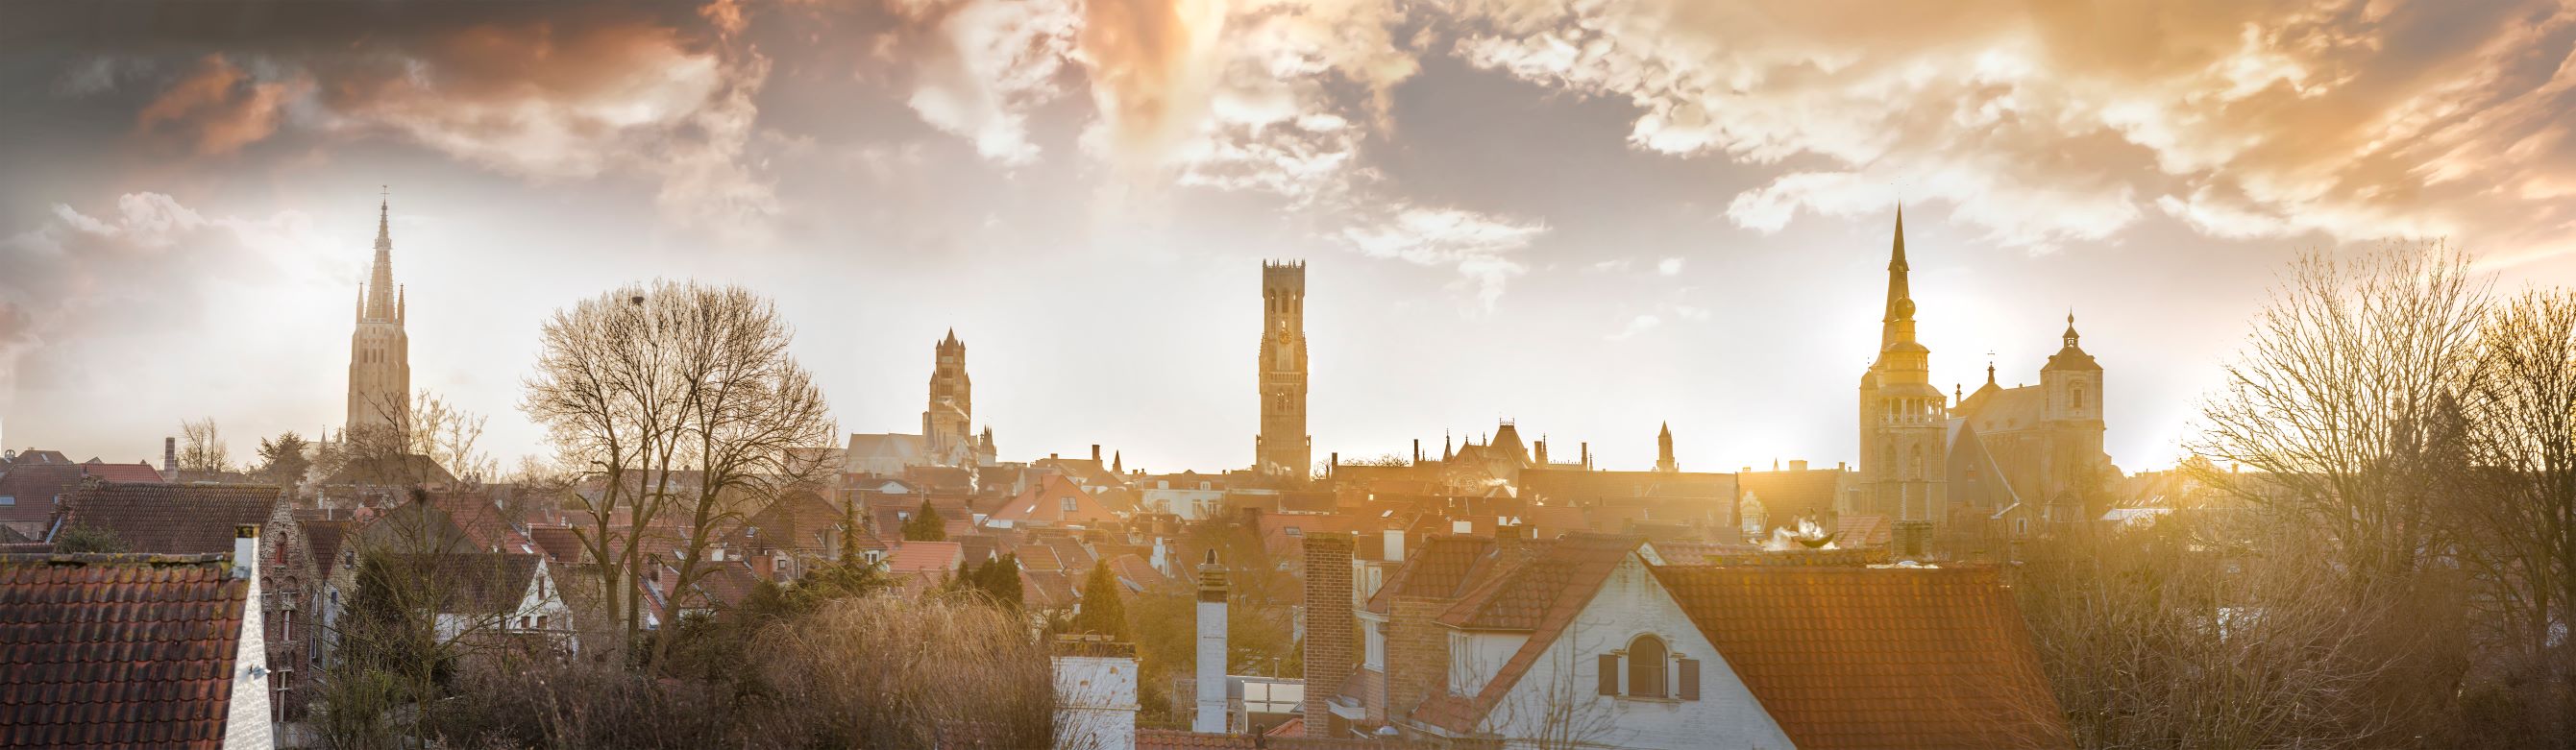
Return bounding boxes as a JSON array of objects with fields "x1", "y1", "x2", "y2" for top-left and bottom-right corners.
[
  {"x1": 1070, "y1": 563, "x2": 1129, "y2": 639},
  {"x1": 902, "y1": 499, "x2": 946, "y2": 542},
  {"x1": 977, "y1": 552, "x2": 1024, "y2": 610},
  {"x1": 256, "y1": 431, "x2": 311, "y2": 486}
]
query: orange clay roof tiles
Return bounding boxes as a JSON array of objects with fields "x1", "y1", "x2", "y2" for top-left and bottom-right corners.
[
  {"x1": 1652, "y1": 566, "x2": 2072, "y2": 750},
  {"x1": 0, "y1": 553, "x2": 248, "y2": 749}
]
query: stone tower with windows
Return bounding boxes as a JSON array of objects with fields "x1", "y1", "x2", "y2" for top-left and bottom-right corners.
[
  {"x1": 1655, "y1": 422, "x2": 1678, "y2": 472},
  {"x1": 1856, "y1": 208, "x2": 1948, "y2": 524},
  {"x1": 923, "y1": 329, "x2": 972, "y2": 460},
  {"x1": 2039, "y1": 313, "x2": 2105, "y2": 502},
  {"x1": 346, "y1": 195, "x2": 410, "y2": 437},
  {"x1": 1258, "y1": 260, "x2": 1311, "y2": 477}
]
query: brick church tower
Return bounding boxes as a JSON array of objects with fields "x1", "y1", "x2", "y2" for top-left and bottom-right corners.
[
  {"x1": 345, "y1": 194, "x2": 410, "y2": 437},
  {"x1": 1856, "y1": 207, "x2": 1948, "y2": 527},
  {"x1": 923, "y1": 329, "x2": 973, "y2": 460},
  {"x1": 1257, "y1": 260, "x2": 1311, "y2": 477}
]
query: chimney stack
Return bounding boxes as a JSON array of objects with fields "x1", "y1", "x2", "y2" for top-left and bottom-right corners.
[
  {"x1": 1092, "y1": 445, "x2": 1101, "y2": 463},
  {"x1": 1412, "y1": 439, "x2": 1421, "y2": 465},
  {"x1": 1301, "y1": 534, "x2": 1355, "y2": 738},
  {"x1": 1790, "y1": 459, "x2": 1808, "y2": 472},
  {"x1": 1193, "y1": 551, "x2": 1231, "y2": 734},
  {"x1": 163, "y1": 437, "x2": 177, "y2": 478}
]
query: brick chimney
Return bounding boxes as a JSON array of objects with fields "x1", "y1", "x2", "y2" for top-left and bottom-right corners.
[
  {"x1": 162, "y1": 437, "x2": 177, "y2": 479},
  {"x1": 1301, "y1": 533, "x2": 1355, "y2": 738},
  {"x1": 1193, "y1": 551, "x2": 1230, "y2": 734}
]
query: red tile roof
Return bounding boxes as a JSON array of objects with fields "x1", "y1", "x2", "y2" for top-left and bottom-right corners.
[
  {"x1": 78, "y1": 462, "x2": 165, "y2": 485},
  {"x1": 1652, "y1": 566, "x2": 2072, "y2": 750},
  {"x1": 0, "y1": 553, "x2": 250, "y2": 749},
  {"x1": 886, "y1": 541, "x2": 963, "y2": 575},
  {"x1": 1362, "y1": 535, "x2": 1500, "y2": 615},
  {"x1": 1421, "y1": 534, "x2": 1640, "y2": 734},
  {"x1": 55, "y1": 482, "x2": 282, "y2": 555},
  {"x1": 992, "y1": 474, "x2": 1119, "y2": 526},
  {"x1": 0, "y1": 464, "x2": 86, "y2": 525}
]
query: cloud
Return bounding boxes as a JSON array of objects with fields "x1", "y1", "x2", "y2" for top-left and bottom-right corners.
[
  {"x1": 1608, "y1": 313, "x2": 1662, "y2": 340},
  {"x1": 133, "y1": 55, "x2": 307, "y2": 157},
  {"x1": 114, "y1": 5, "x2": 783, "y2": 242},
  {"x1": 1656, "y1": 257, "x2": 1684, "y2": 276},
  {"x1": 0, "y1": 193, "x2": 338, "y2": 415},
  {"x1": 1337, "y1": 206, "x2": 1548, "y2": 311},
  {"x1": 1443, "y1": 0, "x2": 2576, "y2": 258},
  {"x1": 890, "y1": 0, "x2": 1082, "y2": 165}
]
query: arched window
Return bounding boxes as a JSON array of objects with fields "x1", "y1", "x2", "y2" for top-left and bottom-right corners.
[
  {"x1": 2072, "y1": 384, "x2": 2086, "y2": 410},
  {"x1": 1627, "y1": 635, "x2": 1668, "y2": 698}
]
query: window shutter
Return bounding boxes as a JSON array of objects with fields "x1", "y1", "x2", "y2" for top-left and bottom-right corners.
[
  {"x1": 1679, "y1": 658, "x2": 1701, "y2": 700},
  {"x1": 1598, "y1": 654, "x2": 1621, "y2": 695}
]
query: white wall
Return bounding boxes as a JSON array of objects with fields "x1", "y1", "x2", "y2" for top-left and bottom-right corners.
[
  {"x1": 1472, "y1": 555, "x2": 1797, "y2": 750},
  {"x1": 1053, "y1": 654, "x2": 1139, "y2": 750},
  {"x1": 227, "y1": 554, "x2": 276, "y2": 750}
]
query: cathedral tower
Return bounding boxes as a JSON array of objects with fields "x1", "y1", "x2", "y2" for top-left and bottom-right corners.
[
  {"x1": 1856, "y1": 207, "x2": 1947, "y2": 523},
  {"x1": 924, "y1": 329, "x2": 973, "y2": 461},
  {"x1": 1655, "y1": 422, "x2": 1678, "y2": 472},
  {"x1": 346, "y1": 194, "x2": 411, "y2": 436},
  {"x1": 1257, "y1": 260, "x2": 1311, "y2": 476}
]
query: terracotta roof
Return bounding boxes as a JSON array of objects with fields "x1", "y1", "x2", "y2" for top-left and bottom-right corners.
[
  {"x1": 1418, "y1": 534, "x2": 1638, "y2": 734},
  {"x1": 1652, "y1": 566, "x2": 2072, "y2": 750},
  {"x1": 526, "y1": 524, "x2": 585, "y2": 563},
  {"x1": 0, "y1": 553, "x2": 250, "y2": 749},
  {"x1": 0, "y1": 464, "x2": 85, "y2": 525},
  {"x1": 305, "y1": 520, "x2": 352, "y2": 576},
  {"x1": 886, "y1": 541, "x2": 964, "y2": 575},
  {"x1": 77, "y1": 462, "x2": 164, "y2": 485},
  {"x1": 1834, "y1": 513, "x2": 1894, "y2": 547},
  {"x1": 992, "y1": 474, "x2": 1119, "y2": 525},
  {"x1": 1362, "y1": 535, "x2": 1499, "y2": 615},
  {"x1": 732, "y1": 492, "x2": 846, "y2": 553},
  {"x1": 55, "y1": 482, "x2": 282, "y2": 555},
  {"x1": 378, "y1": 552, "x2": 543, "y2": 615}
]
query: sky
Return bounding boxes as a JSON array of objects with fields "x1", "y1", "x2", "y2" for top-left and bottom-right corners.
[{"x1": 3, "y1": 0, "x2": 2575, "y2": 476}]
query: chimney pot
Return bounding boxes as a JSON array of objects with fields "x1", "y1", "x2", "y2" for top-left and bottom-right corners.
[{"x1": 1092, "y1": 445, "x2": 1101, "y2": 462}]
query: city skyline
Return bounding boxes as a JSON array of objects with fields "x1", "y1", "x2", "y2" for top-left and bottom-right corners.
[{"x1": 9, "y1": 1, "x2": 2576, "y2": 474}]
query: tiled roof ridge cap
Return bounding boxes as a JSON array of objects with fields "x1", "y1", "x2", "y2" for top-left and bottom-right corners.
[{"x1": 0, "y1": 552, "x2": 231, "y2": 566}]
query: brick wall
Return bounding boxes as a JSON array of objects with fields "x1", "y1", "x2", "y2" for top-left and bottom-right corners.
[
  {"x1": 1384, "y1": 595, "x2": 1449, "y2": 720},
  {"x1": 1300, "y1": 534, "x2": 1353, "y2": 738}
]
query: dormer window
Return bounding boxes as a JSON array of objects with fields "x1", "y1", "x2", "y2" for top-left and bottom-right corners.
[{"x1": 1059, "y1": 496, "x2": 1079, "y2": 514}]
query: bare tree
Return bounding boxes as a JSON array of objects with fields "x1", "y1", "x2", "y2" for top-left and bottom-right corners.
[
  {"x1": 2451, "y1": 290, "x2": 2576, "y2": 743},
  {"x1": 2015, "y1": 508, "x2": 2441, "y2": 749},
  {"x1": 2192, "y1": 241, "x2": 2488, "y2": 590},
  {"x1": 178, "y1": 417, "x2": 230, "y2": 473},
  {"x1": 649, "y1": 282, "x2": 836, "y2": 667},
  {"x1": 410, "y1": 390, "x2": 497, "y2": 484},
  {"x1": 523, "y1": 280, "x2": 834, "y2": 660}
]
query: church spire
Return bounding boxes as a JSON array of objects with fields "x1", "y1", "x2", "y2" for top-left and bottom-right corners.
[
  {"x1": 364, "y1": 189, "x2": 397, "y2": 324},
  {"x1": 2063, "y1": 309, "x2": 2081, "y2": 348},
  {"x1": 1880, "y1": 206, "x2": 1918, "y2": 351}
]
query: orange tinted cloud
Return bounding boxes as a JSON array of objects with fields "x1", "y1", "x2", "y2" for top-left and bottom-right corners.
[{"x1": 134, "y1": 55, "x2": 305, "y2": 156}]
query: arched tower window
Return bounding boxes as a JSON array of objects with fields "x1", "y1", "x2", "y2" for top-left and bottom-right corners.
[
  {"x1": 1627, "y1": 635, "x2": 1668, "y2": 697},
  {"x1": 2072, "y1": 383, "x2": 2086, "y2": 410}
]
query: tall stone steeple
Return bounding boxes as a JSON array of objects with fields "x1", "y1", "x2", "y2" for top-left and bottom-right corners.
[
  {"x1": 1857, "y1": 206, "x2": 1947, "y2": 529},
  {"x1": 1655, "y1": 422, "x2": 1678, "y2": 472},
  {"x1": 346, "y1": 191, "x2": 412, "y2": 437},
  {"x1": 1257, "y1": 260, "x2": 1312, "y2": 477}
]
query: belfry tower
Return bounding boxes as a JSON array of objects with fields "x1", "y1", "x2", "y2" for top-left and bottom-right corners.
[
  {"x1": 924, "y1": 329, "x2": 973, "y2": 461},
  {"x1": 1856, "y1": 207, "x2": 1947, "y2": 524},
  {"x1": 1257, "y1": 260, "x2": 1311, "y2": 477},
  {"x1": 1655, "y1": 423, "x2": 1678, "y2": 472},
  {"x1": 346, "y1": 193, "x2": 411, "y2": 436}
]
